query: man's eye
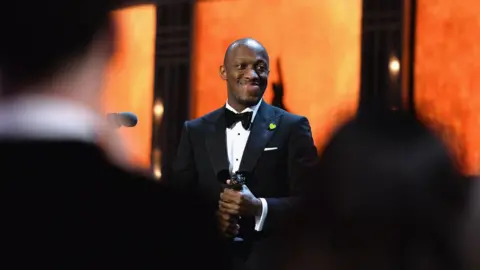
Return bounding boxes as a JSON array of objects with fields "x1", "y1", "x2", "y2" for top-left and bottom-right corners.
[
  {"x1": 257, "y1": 65, "x2": 268, "y2": 73},
  {"x1": 236, "y1": 64, "x2": 247, "y2": 69}
]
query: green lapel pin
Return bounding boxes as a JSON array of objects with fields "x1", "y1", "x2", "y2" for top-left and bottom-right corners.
[{"x1": 268, "y1": 123, "x2": 276, "y2": 130}]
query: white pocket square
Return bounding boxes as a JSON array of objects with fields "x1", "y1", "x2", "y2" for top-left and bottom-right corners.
[{"x1": 264, "y1": 147, "x2": 278, "y2": 151}]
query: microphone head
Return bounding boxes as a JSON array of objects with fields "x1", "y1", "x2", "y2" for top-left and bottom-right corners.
[
  {"x1": 118, "y1": 112, "x2": 138, "y2": 127},
  {"x1": 106, "y1": 112, "x2": 138, "y2": 128}
]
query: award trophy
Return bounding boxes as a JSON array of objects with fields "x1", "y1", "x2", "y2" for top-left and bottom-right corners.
[
  {"x1": 228, "y1": 172, "x2": 246, "y2": 243},
  {"x1": 229, "y1": 172, "x2": 246, "y2": 191}
]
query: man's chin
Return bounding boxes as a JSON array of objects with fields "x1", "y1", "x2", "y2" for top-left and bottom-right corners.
[{"x1": 239, "y1": 97, "x2": 262, "y2": 107}]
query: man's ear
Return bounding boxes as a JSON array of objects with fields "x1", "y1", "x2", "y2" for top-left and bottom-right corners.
[{"x1": 219, "y1": 65, "x2": 227, "y2": 80}]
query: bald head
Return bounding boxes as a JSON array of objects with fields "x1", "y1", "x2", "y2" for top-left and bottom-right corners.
[
  {"x1": 220, "y1": 38, "x2": 270, "y2": 111},
  {"x1": 223, "y1": 38, "x2": 269, "y2": 66}
]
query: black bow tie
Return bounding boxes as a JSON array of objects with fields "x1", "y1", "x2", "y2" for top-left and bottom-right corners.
[{"x1": 225, "y1": 109, "x2": 253, "y2": 130}]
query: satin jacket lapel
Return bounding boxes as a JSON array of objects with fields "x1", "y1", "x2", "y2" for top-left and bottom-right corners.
[
  {"x1": 204, "y1": 108, "x2": 230, "y2": 177},
  {"x1": 238, "y1": 102, "x2": 279, "y2": 177}
]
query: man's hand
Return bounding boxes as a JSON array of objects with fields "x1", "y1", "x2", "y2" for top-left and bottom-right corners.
[
  {"x1": 219, "y1": 183, "x2": 262, "y2": 217},
  {"x1": 217, "y1": 210, "x2": 240, "y2": 238}
]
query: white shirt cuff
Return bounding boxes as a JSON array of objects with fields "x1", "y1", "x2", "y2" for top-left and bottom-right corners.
[{"x1": 254, "y1": 198, "x2": 268, "y2": 231}]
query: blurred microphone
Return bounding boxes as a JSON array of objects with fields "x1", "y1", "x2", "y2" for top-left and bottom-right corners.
[
  {"x1": 107, "y1": 112, "x2": 138, "y2": 128},
  {"x1": 217, "y1": 170, "x2": 230, "y2": 188}
]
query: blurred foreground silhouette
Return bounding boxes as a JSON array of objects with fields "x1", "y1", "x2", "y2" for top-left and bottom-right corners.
[{"x1": 256, "y1": 109, "x2": 470, "y2": 270}]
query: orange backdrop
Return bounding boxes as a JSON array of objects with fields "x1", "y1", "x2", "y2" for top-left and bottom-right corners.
[
  {"x1": 192, "y1": 0, "x2": 361, "y2": 151},
  {"x1": 102, "y1": 5, "x2": 156, "y2": 168},
  {"x1": 415, "y1": 0, "x2": 480, "y2": 174}
]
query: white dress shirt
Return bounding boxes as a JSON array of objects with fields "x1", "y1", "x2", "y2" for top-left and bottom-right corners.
[{"x1": 225, "y1": 100, "x2": 268, "y2": 231}]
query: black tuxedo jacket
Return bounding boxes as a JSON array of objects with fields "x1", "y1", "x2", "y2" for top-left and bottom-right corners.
[
  {"x1": 172, "y1": 101, "x2": 318, "y2": 237},
  {"x1": 0, "y1": 140, "x2": 226, "y2": 269}
]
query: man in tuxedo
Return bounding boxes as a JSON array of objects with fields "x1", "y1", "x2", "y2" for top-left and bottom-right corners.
[
  {"x1": 0, "y1": 0, "x2": 225, "y2": 268},
  {"x1": 172, "y1": 38, "x2": 318, "y2": 268}
]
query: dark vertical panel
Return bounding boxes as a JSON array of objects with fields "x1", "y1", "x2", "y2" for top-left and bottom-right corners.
[
  {"x1": 152, "y1": 0, "x2": 194, "y2": 179},
  {"x1": 405, "y1": 0, "x2": 417, "y2": 115},
  {"x1": 359, "y1": 0, "x2": 407, "y2": 113}
]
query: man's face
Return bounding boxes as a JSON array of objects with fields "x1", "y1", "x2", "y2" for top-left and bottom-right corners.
[{"x1": 221, "y1": 43, "x2": 269, "y2": 108}]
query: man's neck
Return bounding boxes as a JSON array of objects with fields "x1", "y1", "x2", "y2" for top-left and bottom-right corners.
[
  {"x1": 226, "y1": 102, "x2": 248, "y2": 113},
  {"x1": 226, "y1": 99, "x2": 262, "y2": 113}
]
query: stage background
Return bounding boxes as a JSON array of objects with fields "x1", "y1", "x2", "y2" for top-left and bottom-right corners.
[
  {"x1": 102, "y1": 5, "x2": 156, "y2": 168},
  {"x1": 414, "y1": 0, "x2": 480, "y2": 174},
  {"x1": 192, "y1": 0, "x2": 362, "y2": 151}
]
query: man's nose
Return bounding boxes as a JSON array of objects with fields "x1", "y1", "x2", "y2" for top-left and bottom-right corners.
[{"x1": 244, "y1": 68, "x2": 259, "y2": 80}]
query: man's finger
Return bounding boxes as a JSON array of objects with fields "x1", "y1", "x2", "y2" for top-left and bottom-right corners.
[
  {"x1": 218, "y1": 208, "x2": 238, "y2": 221},
  {"x1": 224, "y1": 188, "x2": 240, "y2": 196},
  {"x1": 220, "y1": 207, "x2": 239, "y2": 215},
  {"x1": 219, "y1": 201, "x2": 240, "y2": 212},
  {"x1": 219, "y1": 205, "x2": 239, "y2": 216},
  {"x1": 220, "y1": 190, "x2": 231, "y2": 198},
  {"x1": 221, "y1": 191, "x2": 242, "y2": 204},
  {"x1": 219, "y1": 200, "x2": 238, "y2": 209},
  {"x1": 217, "y1": 211, "x2": 231, "y2": 221},
  {"x1": 220, "y1": 191, "x2": 238, "y2": 201}
]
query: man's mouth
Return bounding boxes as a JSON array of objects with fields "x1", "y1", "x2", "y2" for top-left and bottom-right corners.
[
  {"x1": 241, "y1": 83, "x2": 261, "y2": 94},
  {"x1": 240, "y1": 81, "x2": 259, "y2": 86}
]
